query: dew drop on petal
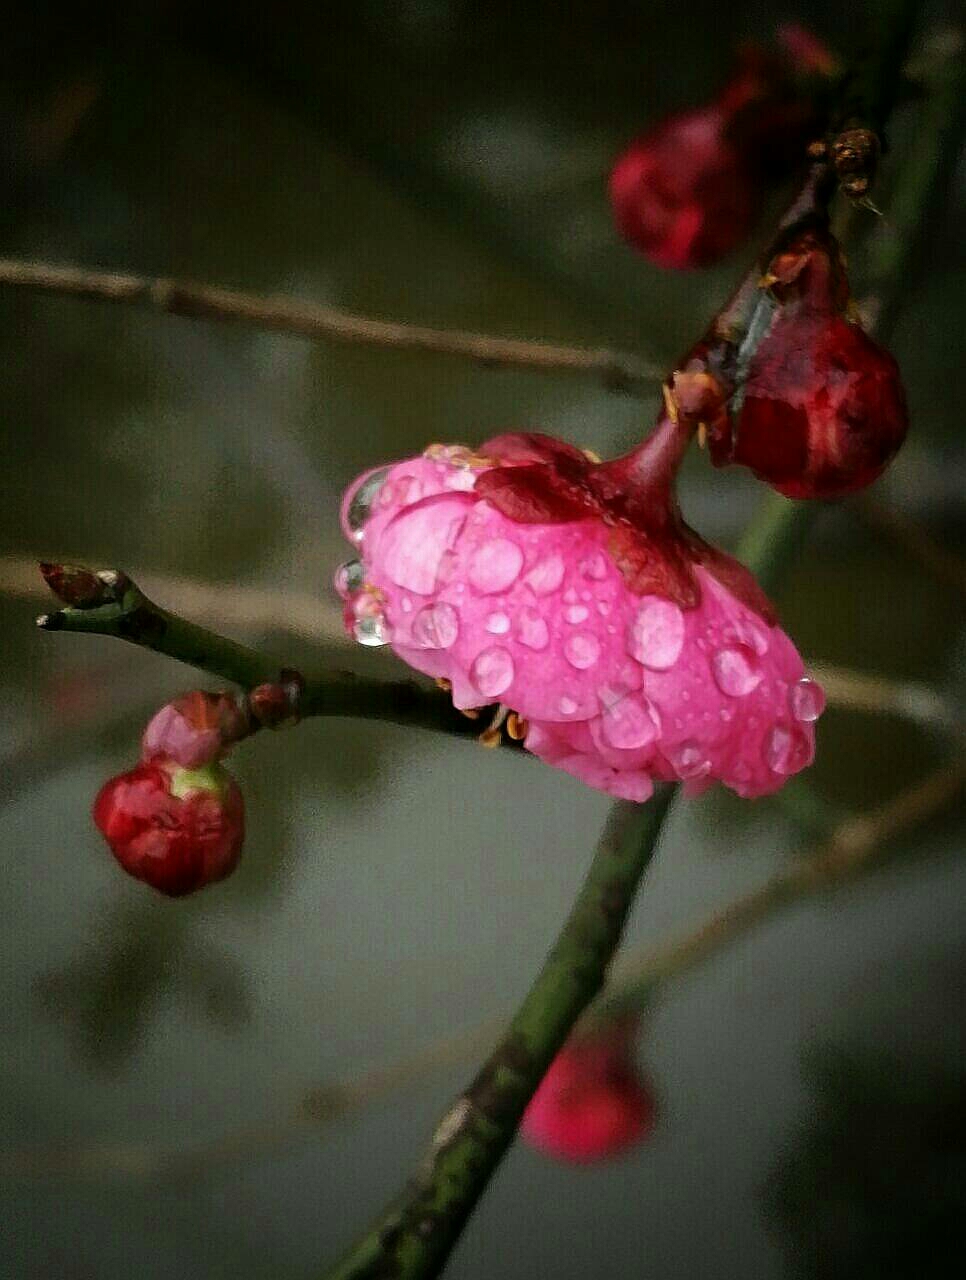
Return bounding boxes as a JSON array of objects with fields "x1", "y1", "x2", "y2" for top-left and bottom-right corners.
[
  {"x1": 764, "y1": 724, "x2": 812, "y2": 774},
  {"x1": 564, "y1": 604, "x2": 589, "y2": 624},
  {"x1": 598, "y1": 685, "x2": 660, "y2": 749},
  {"x1": 401, "y1": 597, "x2": 413, "y2": 613},
  {"x1": 334, "y1": 559, "x2": 365, "y2": 597},
  {"x1": 628, "y1": 598, "x2": 685, "y2": 670},
  {"x1": 412, "y1": 602, "x2": 459, "y2": 650},
  {"x1": 564, "y1": 632, "x2": 600, "y2": 670},
  {"x1": 485, "y1": 611, "x2": 511, "y2": 635},
  {"x1": 380, "y1": 497, "x2": 469, "y2": 594},
  {"x1": 790, "y1": 678, "x2": 826, "y2": 722},
  {"x1": 558, "y1": 696, "x2": 578, "y2": 716},
  {"x1": 346, "y1": 468, "x2": 390, "y2": 540},
  {"x1": 468, "y1": 539, "x2": 524, "y2": 593},
  {"x1": 670, "y1": 740, "x2": 710, "y2": 779},
  {"x1": 470, "y1": 647, "x2": 515, "y2": 699},
  {"x1": 353, "y1": 614, "x2": 390, "y2": 647},
  {"x1": 711, "y1": 645, "x2": 763, "y2": 697},
  {"x1": 518, "y1": 610, "x2": 550, "y2": 651},
  {"x1": 580, "y1": 553, "x2": 608, "y2": 581},
  {"x1": 525, "y1": 554, "x2": 565, "y2": 596}
]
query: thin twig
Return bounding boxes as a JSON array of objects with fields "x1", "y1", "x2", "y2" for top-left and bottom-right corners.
[{"x1": 0, "y1": 258, "x2": 660, "y2": 393}]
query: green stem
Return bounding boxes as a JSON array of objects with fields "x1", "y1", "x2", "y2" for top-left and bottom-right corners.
[
  {"x1": 36, "y1": 570, "x2": 487, "y2": 742},
  {"x1": 324, "y1": 792, "x2": 675, "y2": 1280}
]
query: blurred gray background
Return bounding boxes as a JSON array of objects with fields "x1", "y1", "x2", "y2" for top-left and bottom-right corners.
[{"x1": 1, "y1": 2, "x2": 964, "y2": 1277}]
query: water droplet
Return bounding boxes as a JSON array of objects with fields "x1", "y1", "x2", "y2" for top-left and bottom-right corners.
[
  {"x1": 346, "y1": 468, "x2": 390, "y2": 540},
  {"x1": 598, "y1": 685, "x2": 661, "y2": 749},
  {"x1": 395, "y1": 475, "x2": 422, "y2": 506},
  {"x1": 518, "y1": 610, "x2": 550, "y2": 651},
  {"x1": 353, "y1": 614, "x2": 390, "y2": 647},
  {"x1": 470, "y1": 647, "x2": 515, "y2": 699},
  {"x1": 764, "y1": 725, "x2": 812, "y2": 774},
  {"x1": 485, "y1": 611, "x2": 511, "y2": 635},
  {"x1": 720, "y1": 708, "x2": 734, "y2": 723},
  {"x1": 525, "y1": 555, "x2": 565, "y2": 596},
  {"x1": 401, "y1": 597, "x2": 412, "y2": 613},
  {"x1": 628, "y1": 598, "x2": 685, "y2": 670},
  {"x1": 564, "y1": 604, "x2": 589, "y2": 624},
  {"x1": 790, "y1": 678, "x2": 826, "y2": 722},
  {"x1": 580, "y1": 553, "x2": 608, "y2": 580},
  {"x1": 380, "y1": 497, "x2": 469, "y2": 594},
  {"x1": 334, "y1": 559, "x2": 365, "y2": 597},
  {"x1": 468, "y1": 539, "x2": 524, "y2": 593},
  {"x1": 597, "y1": 601, "x2": 611, "y2": 616},
  {"x1": 412, "y1": 602, "x2": 459, "y2": 650},
  {"x1": 558, "y1": 696, "x2": 578, "y2": 715},
  {"x1": 671, "y1": 740, "x2": 710, "y2": 779},
  {"x1": 563, "y1": 587, "x2": 578, "y2": 604},
  {"x1": 711, "y1": 645, "x2": 763, "y2": 697},
  {"x1": 564, "y1": 633, "x2": 600, "y2": 670}
]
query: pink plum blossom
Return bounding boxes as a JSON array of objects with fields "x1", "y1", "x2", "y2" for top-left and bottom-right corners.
[{"x1": 336, "y1": 428, "x2": 823, "y2": 802}]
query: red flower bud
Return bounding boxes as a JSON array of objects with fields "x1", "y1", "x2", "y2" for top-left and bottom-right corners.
[
  {"x1": 93, "y1": 760, "x2": 244, "y2": 896},
  {"x1": 711, "y1": 231, "x2": 908, "y2": 497},
  {"x1": 141, "y1": 690, "x2": 248, "y2": 769},
  {"x1": 521, "y1": 1018, "x2": 655, "y2": 1163},
  {"x1": 610, "y1": 105, "x2": 758, "y2": 270},
  {"x1": 610, "y1": 34, "x2": 834, "y2": 271}
]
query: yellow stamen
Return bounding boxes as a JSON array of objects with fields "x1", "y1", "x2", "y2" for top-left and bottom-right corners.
[
  {"x1": 581, "y1": 448, "x2": 602, "y2": 464},
  {"x1": 478, "y1": 727, "x2": 502, "y2": 749},
  {"x1": 759, "y1": 272, "x2": 779, "y2": 289},
  {"x1": 662, "y1": 384, "x2": 679, "y2": 424},
  {"x1": 506, "y1": 713, "x2": 528, "y2": 740},
  {"x1": 697, "y1": 423, "x2": 708, "y2": 450},
  {"x1": 435, "y1": 677, "x2": 452, "y2": 692},
  {"x1": 460, "y1": 708, "x2": 481, "y2": 720}
]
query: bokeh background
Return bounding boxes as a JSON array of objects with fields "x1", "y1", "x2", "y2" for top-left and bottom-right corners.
[{"x1": 1, "y1": 2, "x2": 964, "y2": 1276}]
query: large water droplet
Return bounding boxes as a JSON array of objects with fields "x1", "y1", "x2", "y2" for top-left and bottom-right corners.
[
  {"x1": 346, "y1": 468, "x2": 390, "y2": 540},
  {"x1": 380, "y1": 496, "x2": 469, "y2": 594},
  {"x1": 628, "y1": 598, "x2": 685, "y2": 670},
  {"x1": 564, "y1": 633, "x2": 600, "y2": 670},
  {"x1": 598, "y1": 686, "x2": 660, "y2": 749},
  {"x1": 671, "y1": 740, "x2": 710, "y2": 779},
  {"x1": 525, "y1": 555, "x2": 565, "y2": 596},
  {"x1": 334, "y1": 559, "x2": 365, "y2": 598},
  {"x1": 485, "y1": 611, "x2": 510, "y2": 635},
  {"x1": 558, "y1": 696, "x2": 578, "y2": 715},
  {"x1": 518, "y1": 609, "x2": 550, "y2": 651},
  {"x1": 711, "y1": 645, "x2": 763, "y2": 697},
  {"x1": 564, "y1": 604, "x2": 589, "y2": 624},
  {"x1": 470, "y1": 647, "x2": 515, "y2": 698},
  {"x1": 764, "y1": 724, "x2": 811, "y2": 774},
  {"x1": 412, "y1": 602, "x2": 459, "y2": 649},
  {"x1": 353, "y1": 614, "x2": 390, "y2": 647},
  {"x1": 468, "y1": 539, "x2": 524, "y2": 594},
  {"x1": 790, "y1": 678, "x2": 825, "y2": 722}
]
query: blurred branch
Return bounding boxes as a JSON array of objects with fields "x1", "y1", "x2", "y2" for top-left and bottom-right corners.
[
  {"x1": 5, "y1": 757, "x2": 962, "y2": 1184},
  {"x1": 599, "y1": 756, "x2": 966, "y2": 1017},
  {"x1": 1, "y1": 554, "x2": 344, "y2": 642},
  {"x1": 855, "y1": 497, "x2": 966, "y2": 601},
  {"x1": 0, "y1": 258, "x2": 660, "y2": 392}
]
